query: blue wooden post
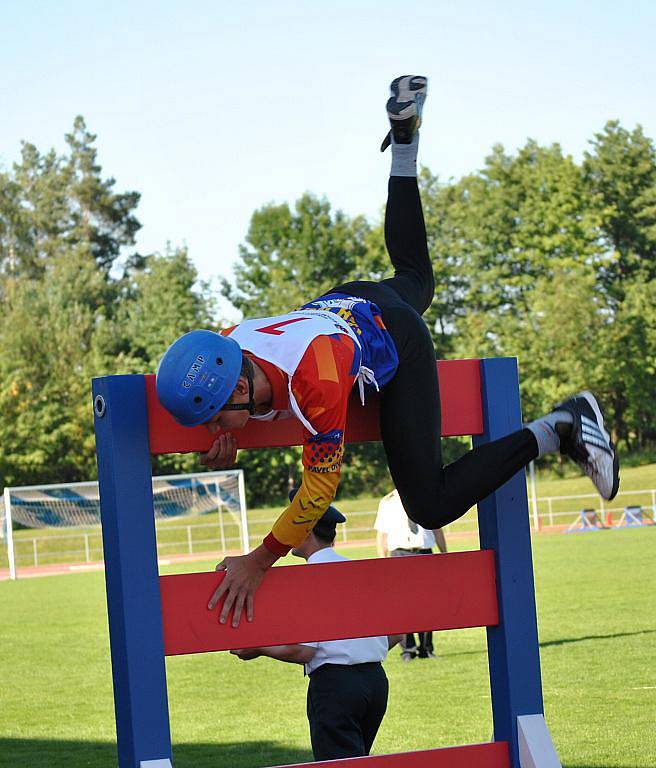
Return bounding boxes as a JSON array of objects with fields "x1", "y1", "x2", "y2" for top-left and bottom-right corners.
[
  {"x1": 473, "y1": 358, "x2": 544, "y2": 767},
  {"x1": 93, "y1": 375, "x2": 173, "y2": 768}
]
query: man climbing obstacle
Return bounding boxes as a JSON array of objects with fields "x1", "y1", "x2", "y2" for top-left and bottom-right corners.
[{"x1": 156, "y1": 75, "x2": 620, "y2": 627}]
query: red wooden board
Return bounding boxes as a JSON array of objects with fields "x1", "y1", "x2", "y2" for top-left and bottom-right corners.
[
  {"x1": 145, "y1": 359, "x2": 483, "y2": 454},
  {"x1": 160, "y1": 550, "x2": 498, "y2": 656},
  {"x1": 274, "y1": 741, "x2": 510, "y2": 768}
]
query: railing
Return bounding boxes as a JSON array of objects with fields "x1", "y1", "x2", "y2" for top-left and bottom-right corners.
[
  {"x1": 4, "y1": 487, "x2": 655, "y2": 570},
  {"x1": 6, "y1": 521, "x2": 245, "y2": 569},
  {"x1": 530, "y1": 488, "x2": 656, "y2": 528}
]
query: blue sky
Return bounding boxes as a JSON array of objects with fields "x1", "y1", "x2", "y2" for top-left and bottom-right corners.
[{"x1": 1, "y1": 1, "x2": 654, "y2": 317}]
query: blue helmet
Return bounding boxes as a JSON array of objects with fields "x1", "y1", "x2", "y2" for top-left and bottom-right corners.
[{"x1": 156, "y1": 330, "x2": 243, "y2": 427}]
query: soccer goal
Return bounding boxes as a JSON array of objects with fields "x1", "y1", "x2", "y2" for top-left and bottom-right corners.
[{"x1": 1, "y1": 470, "x2": 248, "y2": 580}]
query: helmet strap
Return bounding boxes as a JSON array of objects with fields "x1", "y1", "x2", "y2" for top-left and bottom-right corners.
[{"x1": 219, "y1": 356, "x2": 256, "y2": 415}]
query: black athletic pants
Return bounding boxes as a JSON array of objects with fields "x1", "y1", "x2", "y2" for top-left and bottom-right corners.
[
  {"x1": 307, "y1": 662, "x2": 388, "y2": 761},
  {"x1": 330, "y1": 177, "x2": 539, "y2": 529}
]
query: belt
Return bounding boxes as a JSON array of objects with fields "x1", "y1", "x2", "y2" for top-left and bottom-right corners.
[
  {"x1": 391, "y1": 547, "x2": 431, "y2": 555},
  {"x1": 309, "y1": 661, "x2": 382, "y2": 676}
]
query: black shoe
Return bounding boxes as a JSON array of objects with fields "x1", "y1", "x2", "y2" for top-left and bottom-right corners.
[
  {"x1": 553, "y1": 391, "x2": 620, "y2": 500},
  {"x1": 380, "y1": 75, "x2": 428, "y2": 152}
]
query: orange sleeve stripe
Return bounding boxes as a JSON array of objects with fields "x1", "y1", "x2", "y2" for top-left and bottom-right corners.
[{"x1": 311, "y1": 335, "x2": 339, "y2": 383}]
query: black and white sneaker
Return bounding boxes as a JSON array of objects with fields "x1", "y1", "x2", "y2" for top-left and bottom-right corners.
[
  {"x1": 380, "y1": 75, "x2": 428, "y2": 152},
  {"x1": 553, "y1": 391, "x2": 620, "y2": 500}
]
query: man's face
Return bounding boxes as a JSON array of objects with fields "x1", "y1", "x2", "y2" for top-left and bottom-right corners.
[{"x1": 204, "y1": 379, "x2": 251, "y2": 433}]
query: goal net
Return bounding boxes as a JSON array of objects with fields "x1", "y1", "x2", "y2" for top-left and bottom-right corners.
[{"x1": 1, "y1": 470, "x2": 248, "y2": 579}]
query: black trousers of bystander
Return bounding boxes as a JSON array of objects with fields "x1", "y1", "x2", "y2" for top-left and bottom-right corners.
[{"x1": 306, "y1": 662, "x2": 388, "y2": 761}]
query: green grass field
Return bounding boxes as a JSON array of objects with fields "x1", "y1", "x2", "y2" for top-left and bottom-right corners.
[{"x1": 1, "y1": 525, "x2": 654, "y2": 768}]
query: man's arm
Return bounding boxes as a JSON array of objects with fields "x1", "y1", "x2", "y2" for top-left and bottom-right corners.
[
  {"x1": 231, "y1": 644, "x2": 316, "y2": 665},
  {"x1": 263, "y1": 333, "x2": 357, "y2": 557},
  {"x1": 265, "y1": 468, "x2": 342, "y2": 557},
  {"x1": 199, "y1": 432, "x2": 238, "y2": 470},
  {"x1": 207, "y1": 333, "x2": 357, "y2": 627},
  {"x1": 207, "y1": 544, "x2": 279, "y2": 626},
  {"x1": 374, "y1": 499, "x2": 389, "y2": 557},
  {"x1": 433, "y1": 528, "x2": 447, "y2": 553}
]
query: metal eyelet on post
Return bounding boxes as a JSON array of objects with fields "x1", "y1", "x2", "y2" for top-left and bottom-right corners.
[{"x1": 94, "y1": 395, "x2": 106, "y2": 418}]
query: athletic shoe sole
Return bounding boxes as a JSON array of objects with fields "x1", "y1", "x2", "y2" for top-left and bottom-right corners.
[
  {"x1": 580, "y1": 391, "x2": 620, "y2": 500},
  {"x1": 381, "y1": 75, "x2": 428, "y2": 151},
  {"x1": 557, "y1": 391, "x2": 620, "y2": 500}
]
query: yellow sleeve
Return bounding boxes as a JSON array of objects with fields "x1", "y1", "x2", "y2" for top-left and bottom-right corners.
[
  {"x1": 265, "y1": 468, "x2": 341, "y2": 555},
  {"x1": 263, "y1": 333, "x2": 353, "y2": 556}
]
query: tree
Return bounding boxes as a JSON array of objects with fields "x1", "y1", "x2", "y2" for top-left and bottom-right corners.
[
  {"x1": 118, "y1": 246, "x2": 215, "y2": 366},
  {"x1": 508, "y1": 265, "x2": 608, "y2": 420},
  {"x1": 0, "y1": 120, "x2": 215, "y2": 486},
  {"x1": 583, "y1": 121, "x2": 656, "y2": 297},
  {"x1": 1, "y1": 116, "x2": 141, "y2": 282},
  {"x1": 64, "y1": 117, "x2": 142, "y2": 274},
  {"x1": 452, "y1": 142, "x2": 598, "y2": 352},
  {"x1": 224, "y1": 193, "x2": 371, "y2": 316},
  {"x1": 597, "y1": 279, "x2": 656, "y2": 448},
  {"x1": 112, "y1": 247, "x2": 218, "y2": 476},
  {"x1": 0, "y1": 245, "x2": 108, "y2": 485}
]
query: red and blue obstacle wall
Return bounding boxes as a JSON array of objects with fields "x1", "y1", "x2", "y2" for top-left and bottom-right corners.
[{"x1": 92, "y1": 357, "x2": 561, "y2": 768}]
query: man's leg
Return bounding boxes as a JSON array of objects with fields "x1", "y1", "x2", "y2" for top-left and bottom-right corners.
[
  {"x1": 307, "y1": 666, "x2": 367, "y2": 760},
  {"x1": 332, "y1": 77, "x2": 618, "y2": 521},
  {"x1": 378, "y1": 301, "x2": 620, "y2": 525},
  {"x1": 417, "y1": 632, "x2": 434, "y2": 658},
  {"x1": 399, "y1": 632, "x2": 418, "y2": 659},
  {"x1": 376, "y1": 81, "x2": 535, "y2": 519},
  {"x1": 360, "y1": 666, "x2": 389, "y2": 755},
  {"x1": 332, "y1": 77, "x2": 433, "y2": 316},
  {"x1": 334, "y1": 172, "x2": 433, "y2": 315},
  {"x1": 379, "y1": 77, "x2": 433, "y2": 315},
  {"x1": 379, "y1": 305, "x2": 539, "y2": 528},
  {"x1": 391, "y1": 548, "x2": 421, "y2": 658},
  {"x1": 417, "y1": 550, "x2": 436, "y2": 657},
  {"x1": 379, "y1": 173, "x2": 434, "y2": 315},
  {"x1": 328, "y1": 179, "x2": 431, "y2": 325}
]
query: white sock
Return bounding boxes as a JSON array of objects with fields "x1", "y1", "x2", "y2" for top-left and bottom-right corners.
[
  {"x1": 526, "y1": 411, "x2": 574, "y2": 459},
  {"x1": 390, "y1": 133, "x2": 419, "y2": 177}
]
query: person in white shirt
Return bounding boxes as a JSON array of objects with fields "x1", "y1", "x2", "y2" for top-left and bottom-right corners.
[
  {"x1": 231, "y1": 491, "x2": 402, "y2": 761},
  {"x1": 374, "y1": 488, "x2": 447, "y2": 661}
]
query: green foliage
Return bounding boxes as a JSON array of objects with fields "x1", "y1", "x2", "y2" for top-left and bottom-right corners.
[
  {"x1": 583, "y1": 121, "x2": 656, "y2": 294},
  {"x1": 598, "y1": 278, "x2": 656, "y2": 447},
  {"x1": 0, "y1": 120, "x2": 214, "y2": 487},
  {"x1": 223, "y1": 192, "x2": 371, "y2": 315},
  {"x1": 0, "y1": 246, "x2": 106, "y2": 484},
  {"x1": 235, "y1": 446, "x2": 303, "y2": 509},
  {"x1": 116, "y1": 246, "x2": 215, "y2": 366},
  {"x1": 1, "y1": 116, "x2": 140, "y2": 279}
]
